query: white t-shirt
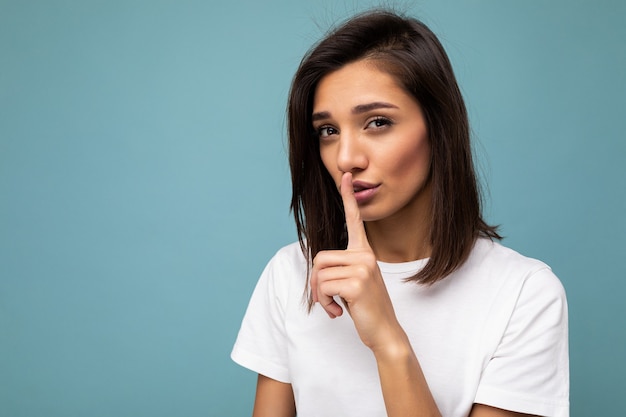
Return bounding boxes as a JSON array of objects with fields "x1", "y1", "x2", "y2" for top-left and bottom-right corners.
[{"x1": 231, "y1": 238, "x2": 569, "y2": 417}]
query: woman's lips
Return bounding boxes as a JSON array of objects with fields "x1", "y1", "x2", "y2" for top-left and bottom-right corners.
[{"x1": 351, "y1": 181, "x2": 380, "y2": 204}]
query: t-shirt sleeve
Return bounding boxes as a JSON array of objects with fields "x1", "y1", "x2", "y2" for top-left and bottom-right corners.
[
  {"x1": 475, "y1": 267, "x2": 569, "y2": 417},
  {"x1": 231, "y1": 251, "x2": 294, "y2": 383}
]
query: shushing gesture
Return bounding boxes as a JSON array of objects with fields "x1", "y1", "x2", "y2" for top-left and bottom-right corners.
[{"x1": 311, "y1": 172, "x2": 404, "y2": 353}]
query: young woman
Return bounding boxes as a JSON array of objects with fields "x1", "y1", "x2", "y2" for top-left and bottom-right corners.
[{"x1": 232, "y1": 10, "x2": 569, "y2": 417}]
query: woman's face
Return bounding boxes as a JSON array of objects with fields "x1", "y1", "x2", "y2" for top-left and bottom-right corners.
[{"x1": 312, "y1": 59, "x2": 431, "y2": 224}]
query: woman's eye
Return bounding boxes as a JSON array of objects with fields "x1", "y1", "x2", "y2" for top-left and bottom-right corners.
[
  {"x1": 366, "y1": 117, "x2": 392, "y2": 129},
  {"x1": 317, "y1": 126, "x2": 338, "y2": 138}
]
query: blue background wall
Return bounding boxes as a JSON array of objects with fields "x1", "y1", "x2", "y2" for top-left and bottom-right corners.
[{"x1": 1, "y1": 0, "x2": 624, "y2": 415}]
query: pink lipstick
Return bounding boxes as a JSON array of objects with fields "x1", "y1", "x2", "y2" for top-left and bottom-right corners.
[{"x1": 351, "y1": 180, "x2": 380, "y2": 204}]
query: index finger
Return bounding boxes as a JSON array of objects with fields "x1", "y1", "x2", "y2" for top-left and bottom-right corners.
[{"x1": 341, "y1": 172, "x2": 369, "y2": 250}]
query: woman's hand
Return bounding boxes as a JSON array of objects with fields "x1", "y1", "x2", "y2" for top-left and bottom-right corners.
[
  {"x1": 310, "y1": 172, "x2": 404, "y2": 353},
  {"x1": 311, "y1": 172, "x2": 444, "y2": 417}
]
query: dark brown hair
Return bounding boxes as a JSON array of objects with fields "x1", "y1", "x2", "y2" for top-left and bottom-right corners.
[{"x1": 288, "y1": 9, "x2": 500, "y2": 287}]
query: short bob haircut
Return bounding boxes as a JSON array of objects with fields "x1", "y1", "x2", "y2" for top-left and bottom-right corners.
[{"x1": 288, "y1": 9, "x2": 500, "y2": 287}]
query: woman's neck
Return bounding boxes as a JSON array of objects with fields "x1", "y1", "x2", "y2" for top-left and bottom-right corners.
[{"x1": 366, "y1": 221, "x2": 431, "y2": 263}]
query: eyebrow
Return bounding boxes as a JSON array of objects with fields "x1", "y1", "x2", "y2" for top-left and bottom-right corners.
[{"x1": 312, "y1": 101, "x2": 399, "y2": 122}]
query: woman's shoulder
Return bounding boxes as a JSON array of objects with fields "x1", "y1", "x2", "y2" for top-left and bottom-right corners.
[
  {"x1": 465, "y1": 238, "x2": 565, "y2": 296},
  {"x1": 470, "y1": 238, "x2": 552, "y2": 273},
  {"x1": 259, "y1": 241, "x2": 308, "y2": 285},
  {"x1": 271, "y1": 241, "x2": 308, "y2": 266}
]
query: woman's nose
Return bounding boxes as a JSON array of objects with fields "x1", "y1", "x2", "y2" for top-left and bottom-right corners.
[{"x1": 336, "y1": 131, "x2": 368, "y2": 173}]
